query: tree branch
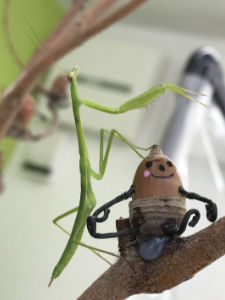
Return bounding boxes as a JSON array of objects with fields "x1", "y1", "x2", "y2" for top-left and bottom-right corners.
[
  {"x1": 0, "y1": 0, "x2": 146, "y2": 140},
  {"x1": 78, "y1": 217, "x2": 225, "y2": 300},
  {"x1": 43, "y1": 0, "x2": 87, "y2": 47}
]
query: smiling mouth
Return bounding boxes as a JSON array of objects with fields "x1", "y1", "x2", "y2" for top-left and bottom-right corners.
[{"x1": 152, "y1": 173, "x2": 174, "y2": 179}]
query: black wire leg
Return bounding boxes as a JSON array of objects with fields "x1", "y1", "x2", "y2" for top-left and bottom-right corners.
[{"x1": 87, "y1": 185, "x2": 135, "y2": 239}]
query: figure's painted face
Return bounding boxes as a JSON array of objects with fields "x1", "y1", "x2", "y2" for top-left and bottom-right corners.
[
  {"x1": 133, "y1": 155, "x2": 182, "y2": 199},
  {"x1": 143, "y1": 157, "x2": 175, "y2": 179}
]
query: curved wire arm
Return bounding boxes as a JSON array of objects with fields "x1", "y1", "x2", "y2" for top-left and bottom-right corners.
[
  {"x1": 179, "y1": 186, "x2": 218, "y2": 222},
  {"x1": 87, "y1": 185, "x2": 135, "y2": 238}
]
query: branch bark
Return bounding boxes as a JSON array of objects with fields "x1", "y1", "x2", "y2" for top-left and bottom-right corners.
[
  {"x1": 0, "y1": 0, "x2": 146, "y2": 140},
  {"x1": 78, "y1": 217, "x2": 225, "y2": 300}
]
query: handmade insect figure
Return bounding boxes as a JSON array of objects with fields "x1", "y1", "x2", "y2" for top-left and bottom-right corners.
[
  {"x1": 49, "y1": 67, "x2": 207, "y2": 285},
  {"x1": 87, "y1": 145, "x2": 218, "y2": 260}
]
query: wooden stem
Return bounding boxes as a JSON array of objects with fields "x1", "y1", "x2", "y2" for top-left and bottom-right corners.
[
  {"x1": 0, "y1": 0, "x2": 146, "y2": 140},
  {"x1": 78, "y1": 217, "x2": 225, "y2": 299}
]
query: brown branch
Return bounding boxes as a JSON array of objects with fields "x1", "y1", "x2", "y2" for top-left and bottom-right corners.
[
  {"x1": 41, "y1": 0, "x2": 119, "y2": 52},
  {"x1": 72, "y1": 0, "x2": 147, "y2": 48},
  {"x1": 81, "y1": 0, "x2": 119, "y2": 27},
  {"x1": 78, "y1": 217, "x2": 225, "y2": 300},
  {"x1": 43, "y1": 0, "x2": 87, "y2": 46},
  {"x1": 0, "y1": 0, "x2": 146, "y2": 140}
]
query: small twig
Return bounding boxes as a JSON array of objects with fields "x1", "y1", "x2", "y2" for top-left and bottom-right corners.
[
  {"x1": 81, "y1": 0, "x2": 119, "y2": 27},
  {"x1": 93, "y1": 0, "x2": 147, "y2": 28},
  {"x1": 41, "y1": 0, "x2": 120, "y2": 63},
  {"x1": 49, "y1": 0, "x2": 147, "y2": 56},
  {"x1": 0, "y1": 0, "x2": 147, "y2": 140},
  {"x1": 44, "y1": 0, "x2": 87, "y2": 47},
  {"x1": 71, "y1": 0, "x2": 147, "y2": 49}
]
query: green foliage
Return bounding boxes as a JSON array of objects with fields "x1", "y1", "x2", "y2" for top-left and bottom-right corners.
[{"x1": 0, "y1": 0, "x2": 63, "y2": 87}]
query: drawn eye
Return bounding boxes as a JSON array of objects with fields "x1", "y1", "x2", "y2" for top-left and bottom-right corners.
[
  {"x1": 167, "y1": 161, "x2": 173, "y2": 167},
  {"x1": 158, "y1": 164, "x2": 165, "y2": 171},
  {"x1": 145, "y1": 161, "x2": 152, "y2": 168}
]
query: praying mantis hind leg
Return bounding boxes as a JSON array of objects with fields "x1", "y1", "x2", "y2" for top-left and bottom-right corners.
[
  {"x1": 53, "y1": 207, "x2": 79, "y2": 235},
  {"x1": 53, "y1": 207, "x2": 120, "y2": 265},
  {"x1": 91, "y1": 128, "x2": 149, "y2": 180}
]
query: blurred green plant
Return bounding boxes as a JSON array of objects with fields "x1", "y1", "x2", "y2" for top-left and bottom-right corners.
[{"x1": 0, "y1": 0, "x2": 64, "y2": 166}]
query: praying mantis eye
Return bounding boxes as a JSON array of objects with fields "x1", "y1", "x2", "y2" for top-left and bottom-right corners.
[
  {"x1": 145, "y1": 161, "x2": 153, "y2": 168},
  {"x1": 167, "y1": 161, "x2": 173, "y2": 167}
]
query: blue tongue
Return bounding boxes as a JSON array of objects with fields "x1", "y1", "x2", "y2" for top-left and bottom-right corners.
[{"x1": 139, "y1": 236, "x2": 171, "y2": 261}]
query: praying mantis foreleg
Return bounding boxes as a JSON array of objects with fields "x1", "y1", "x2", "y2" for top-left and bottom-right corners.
[{"x1": 80, "y1": 82, "x2": 206, "y2": 115}]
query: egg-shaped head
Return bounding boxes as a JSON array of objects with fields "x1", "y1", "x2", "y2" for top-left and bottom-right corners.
[{"x1": 133, "y1": 145, "x2": 182, "y2": 199}]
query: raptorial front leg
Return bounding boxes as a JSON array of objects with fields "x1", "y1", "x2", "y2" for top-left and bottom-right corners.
[
  {"x1": 80, "y1": 83, "x2": 205, "y2": 115},
  {"x1": 179, "y1": 186, "x2": 218, "y2": 222}
]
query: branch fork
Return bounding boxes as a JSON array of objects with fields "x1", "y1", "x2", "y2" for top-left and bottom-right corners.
[{"x1": 0, "y1": 0, "x2": 147, "y2": 140}]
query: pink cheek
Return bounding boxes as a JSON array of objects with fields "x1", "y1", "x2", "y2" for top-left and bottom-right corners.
[
  {"x1": 144, "y1": 170, "x2": 151, "y2": 178},
  {"x1": 176, "y1": 168, "x2": 180, "y2": 176}
]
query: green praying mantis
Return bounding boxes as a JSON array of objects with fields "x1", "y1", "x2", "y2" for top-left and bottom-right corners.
[{"x1": 49, "y1": 67, "x2": 205, "y2": 286}]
